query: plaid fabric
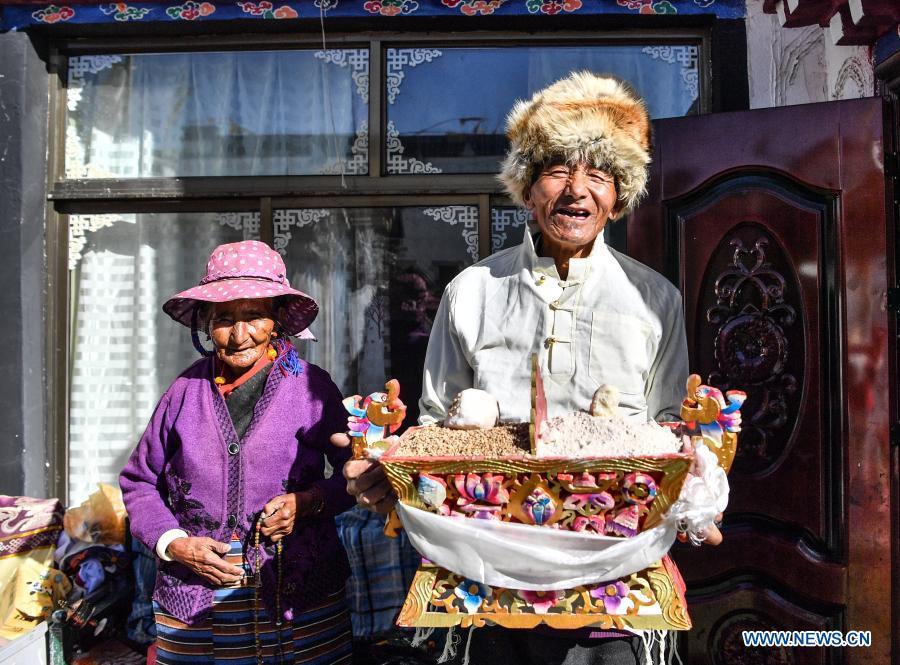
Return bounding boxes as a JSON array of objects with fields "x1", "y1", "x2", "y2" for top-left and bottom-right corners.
[
  {"x1": 335, "y1": 507, "x2": 420, "y2": 638},
  {"x1": 126, "y1": 537, "x2": 157, "y2": 645}
]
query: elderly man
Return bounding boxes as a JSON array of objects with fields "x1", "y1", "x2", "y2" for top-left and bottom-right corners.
[
  {"x1": 336, "y1": 72, "x2": 720, "y2": 664},
  {"x1": 420, "y1": 72, "x2": 684, "y2": 427}
]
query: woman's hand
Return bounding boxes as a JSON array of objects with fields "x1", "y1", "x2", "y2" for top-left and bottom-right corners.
[
  {"x1": 259, "y1": 492, "x2": 310, "y2": 542},
  {"x1": 330, "y1": 433, "x2": 397, "y2": 515},
  {"x1": 167, "y1": 536, "x2": 244, "y2": 586}
]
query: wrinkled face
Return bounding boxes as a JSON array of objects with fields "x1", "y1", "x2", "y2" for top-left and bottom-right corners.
[
  {"x1": 523, "y1": 162, "x2": 620, "y2": 254},
  {"x1": 209, "y1": 298, "x2": 276, "y2": 374}
]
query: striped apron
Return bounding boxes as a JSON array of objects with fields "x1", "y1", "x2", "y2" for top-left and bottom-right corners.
[{"x1": 154, "y1": 538, "x2": 352, "y2": 665}]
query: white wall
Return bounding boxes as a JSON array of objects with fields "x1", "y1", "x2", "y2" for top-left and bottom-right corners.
[{"x1": 745, "y1": 0, "x2": 874, "y2": 109}]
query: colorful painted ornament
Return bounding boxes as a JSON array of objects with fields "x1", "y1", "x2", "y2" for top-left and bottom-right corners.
[
  {"x1": 452, "y1": 473, "x2": 508, "y2": 519},
  {"x1": 416, "y1": 473, "x2": 448, "y2": 509},
  {"x1": 519, "y1": 589, "x2": 564, "y2": 614},
  {"x1": 606, "y1": 505, "x2": 644, "y2": 538},
  {"x1": 621, "y1": 472, "x2": 658, "y2": 505},
  {"x1": 589, "y1": 580, "x2": 632, "y2": 615},
  {"x1": 571, "y1": 514, "x2": 606, "y2": 533},
  {"x1": 563, "y1": 490, "x2": 615, "y2": 515},
  {"x1": 343, "y1": 379, "x2": 407, "y2": 459},
  {"x1": 454, "y1": 579, "x2": 491, "y2": 614},
  {"x1": 557, "y1": 470, "x2": 619, "y2": 493},
  {"x1": 523, "y1": 487, "x2": 557, "y2": 525},
  {"x1": 375, "y1": 362, "x2": 744, "y2": 633},
  {"x1": 680, "y1": 373, "x2": 746, "y2": 472}
]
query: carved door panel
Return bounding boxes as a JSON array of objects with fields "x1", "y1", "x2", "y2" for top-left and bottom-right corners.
[{"x1": 628, "y1": 98, "x2": 892, "y2": 665}]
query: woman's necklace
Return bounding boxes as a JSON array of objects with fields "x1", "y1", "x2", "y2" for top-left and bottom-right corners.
[{"x1": 253, "y1": 516, "x2": 285, "y2": 665}]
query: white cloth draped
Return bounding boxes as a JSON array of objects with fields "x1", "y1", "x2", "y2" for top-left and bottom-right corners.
[{"x1": 395, "y1": 443, "x2": 728, "y2": 590}]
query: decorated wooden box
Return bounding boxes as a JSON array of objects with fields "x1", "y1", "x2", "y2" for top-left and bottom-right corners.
[
  {"x1": 349, "y1": 363, "x2": 742, "y2": 632},
  {"x1": 381, "y1": 447, "x2": 695, "y2": 630}
]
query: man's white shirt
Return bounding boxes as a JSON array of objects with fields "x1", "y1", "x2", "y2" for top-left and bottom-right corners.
[{"x1": 419, "y1": 229, "x2": 689, "y2": 425}]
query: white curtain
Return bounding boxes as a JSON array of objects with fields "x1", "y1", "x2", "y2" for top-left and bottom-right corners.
[
  {"x1": 67, "y1": 213, "x2": 255, "y2": 505},
  {"x1": 67, "y1": 50, "x2": 367, "y2": 179}
]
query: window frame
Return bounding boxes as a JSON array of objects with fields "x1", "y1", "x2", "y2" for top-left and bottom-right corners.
[
  {"x1": 46, "y1": 28, "x2": 711, "y2": 500},
  {"x1": 51, "y1": 29, "x2": 711, "y2": 198}
]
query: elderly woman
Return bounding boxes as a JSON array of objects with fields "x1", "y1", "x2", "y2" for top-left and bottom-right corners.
[{"x1": 120, "y1": 240, "x2": 354, "y2": 665}]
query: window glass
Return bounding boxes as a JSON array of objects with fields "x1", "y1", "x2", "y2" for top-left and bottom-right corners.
[
  {"x1": 277, "y1": 206, "x2": 478, "y2": 427},
  {"x1": 386, "y1": 44, "x2": 700, "y2": 174},
  {"x1": 66, "y1": 50, "x2": 369, "y2": 178},
  {"x1": 67, "y1": 212, "x2": 259, "y2": 504}
]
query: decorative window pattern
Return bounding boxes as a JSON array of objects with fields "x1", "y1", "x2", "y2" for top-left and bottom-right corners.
[
  {"x1": 66, "y1": 56, "x2": 126, "y2": 178},
  {"x1": 491, "y1": 207, "x2": 531, "y2": 253},
  {"x1": 273, "y1": 209, "x2": 332, "y2": 254},
  {"x1": 215, "y1": 212, "x2": 261, "y2": 240},
  {"x1": 313, "y1": 48, "x2": 371, "y2": 175},
  {"x1": 314, "y1": 48, "x2": 370, "y2": 103},
  {"x1": 422, "y1": 206, "x2": 479, "y2": 262},
  {"x1": 640, "y1": 45, "x2": 700, "y2": 102},
  {"x1": 385, "y1": 48, "x2": 443, "y2": 104},
  {"x1": 383, "y1": 49, "x2": 445, "y2": 174},
  {"x1": 69, "y1": 213, "x2": 136, "y2": 270},
  {"x1": 320, "y1": 121, "x2": 369, "y2": 176},
  {"x1": 386, "y1": 121, "x2": 443, "y2": 174}
]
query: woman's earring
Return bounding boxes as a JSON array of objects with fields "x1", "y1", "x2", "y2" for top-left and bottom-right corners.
[{"x1": 268, "y1": 330, "x2": 281, "y2": 360}]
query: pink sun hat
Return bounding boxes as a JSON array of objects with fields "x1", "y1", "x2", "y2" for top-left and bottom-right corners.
[{"x1": 163, "y1": 240, "x2": 317, "y2": 338}]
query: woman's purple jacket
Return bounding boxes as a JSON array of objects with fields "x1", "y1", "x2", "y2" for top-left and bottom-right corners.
[{"x1": 120, "y1": 356, "x2": 355, "y2": 625}]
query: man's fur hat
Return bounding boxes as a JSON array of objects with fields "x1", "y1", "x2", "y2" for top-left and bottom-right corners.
[{"x1": 499, "y1": 72, "x2": 651, "y2": 218}]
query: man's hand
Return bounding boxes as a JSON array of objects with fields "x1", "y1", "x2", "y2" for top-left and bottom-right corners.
[
  {"x1": 330, "y1": 433, "x2": 397, "y2": 514},
  {"x1": 676, "y1": 512, "x2": 724, "y2": 546},
  {"x1": 702, "y1": 520, "x2": 724, "y2": 546},
  {"x1": 259, "y1": 492, "x2": 314, "y2": 542},
  {"x1": 678, "y1": 437, "x2": 724, "y2": 546},
  {"x1": 167, "y1": 536, "x2": 244, "y2": 586}
]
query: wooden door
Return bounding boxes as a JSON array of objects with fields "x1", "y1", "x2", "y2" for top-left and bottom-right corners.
[{"x1": 628, "y1": 98, "x2": 892, "y2": 665}]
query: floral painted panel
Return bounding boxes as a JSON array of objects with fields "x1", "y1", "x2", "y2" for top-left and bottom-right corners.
[{"x1": 4, "y1": 0, "x2": 744, "y2": 29}]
